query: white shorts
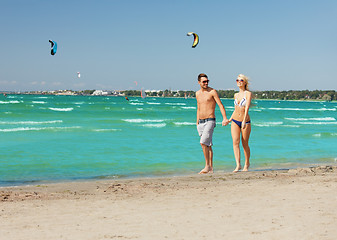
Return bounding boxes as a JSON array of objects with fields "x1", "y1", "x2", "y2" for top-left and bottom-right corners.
[{"x1": 197, "y1": 119, "x2": 216, "y2": 146}]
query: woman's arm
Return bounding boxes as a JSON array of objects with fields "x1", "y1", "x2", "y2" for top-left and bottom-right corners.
[
  {"x1": 228, "y1": 93, "x2": 238, "y2": 122},
  {"x1": 242, "y1": 91, "x2": 252, "y2": 128}
]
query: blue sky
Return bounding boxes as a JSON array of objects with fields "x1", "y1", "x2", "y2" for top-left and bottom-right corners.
[{"x1": 0, "y1": 0, "x2": 336, "y2": 92}]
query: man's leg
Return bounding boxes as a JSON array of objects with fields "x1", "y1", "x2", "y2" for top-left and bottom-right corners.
[
  {"x1": 209, "y1": 146, "x2": 213, "y2": 173},
  {"x1": 199, "y1": 143, "x2": 212, "y2": 174}
]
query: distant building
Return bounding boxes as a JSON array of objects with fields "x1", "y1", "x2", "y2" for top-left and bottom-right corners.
[{"x1": 92, "y1": 90, "x2": 111, "y2": 96}]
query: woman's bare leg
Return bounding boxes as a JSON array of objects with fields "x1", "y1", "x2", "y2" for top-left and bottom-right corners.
[
  {"x1": 231, "y1": 122, "x2": 241, "y2": 172},
  {"x1": 241, "y1": 124, "x2": 251, "y2": 171}
]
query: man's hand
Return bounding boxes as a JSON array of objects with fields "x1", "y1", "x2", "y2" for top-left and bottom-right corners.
[{"x1": 222, "y1": 118, "x2": 229, "y2": 126}]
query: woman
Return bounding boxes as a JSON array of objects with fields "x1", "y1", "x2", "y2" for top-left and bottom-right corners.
[{"x1": 229, "y1": 74, "x2": 252, "y2": 172}]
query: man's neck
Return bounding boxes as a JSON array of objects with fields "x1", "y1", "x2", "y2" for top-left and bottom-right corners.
[{"x1": 200, "y1": 87, "x2": 209, "y2": 92}]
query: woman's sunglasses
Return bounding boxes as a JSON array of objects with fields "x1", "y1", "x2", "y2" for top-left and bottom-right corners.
[{"x1": 236, "y1": 79, "x2": 244, "y2": 83}]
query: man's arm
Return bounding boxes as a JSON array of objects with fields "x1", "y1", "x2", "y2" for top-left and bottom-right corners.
[
  {"x1": 212, "y1": 90, "x2": 229, "y2": 126},
  {"x1": 196, "y1": 91, "x2": 200, "y2": 125}
]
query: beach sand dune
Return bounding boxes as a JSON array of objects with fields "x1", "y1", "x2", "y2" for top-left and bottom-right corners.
[{"x1": 1, "y1": 166, "x2": 337, "y2": 240}]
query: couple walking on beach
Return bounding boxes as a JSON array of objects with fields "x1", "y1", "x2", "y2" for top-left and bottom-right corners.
[{"x1": 196, "y1": 73, "x2": 252, "y2": 174}]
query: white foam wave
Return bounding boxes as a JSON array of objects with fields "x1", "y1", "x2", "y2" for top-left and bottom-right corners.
[
  {"x1": 123, "y1": 119, "x2": 165, "y2": 123},
  {"x1": 254, "y1": 121, "x2": 283, "y2": 127},
  {"x1": 49, "y1": 107, "x2": 74, "y2": 112},
  {"x1": 147, "y1": 102, "x2": 161, "y2": 105},
  {"x1": 0, "y1": 101, "x2": 20, "y2": 104},
  {"x1": 181, "y1": 107, "x2": 196, "y2": 110},
  {"x1": 285, "y1": 117, "x2": 336, "y2": 121},
  {"x1": 282, "y1": 125, "x2": 300, "y2": 128},
  {"x1": 0, "y1": 126, "x2": 81, "y2": 132},
  {"x1": 174, "y1": 122, "x2": 195, "y2": 126},
  {"x1": 93, "y1": 129, "x2": 122, "y2": 132},
  {"x1": 130, "y1": 103, "x2": 144, "y2": 106},
  {"x1": 269, "y1": 107, "x2": 336, "y2": 111},
  {"x1": 32, "y1": 101, "x2": 46, "y2": 104},
  {"x1": 165, "y1": 103, "x2": 186, "y2": 106},
  {"x1": 0, "y1": 120, "x2": 63, "y2": 125},
  {"x1": 142, "y1": 123, "x2": 166, "y2": 128},
  {"x1": 297, "y1": 122, "x2": 337, "y2": 125}
]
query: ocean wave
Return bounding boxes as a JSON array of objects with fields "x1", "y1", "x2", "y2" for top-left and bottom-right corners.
[
  {"x1": 147, "y1": 102, "x2": 161, "y2": 105},
  {"x1": 123, "y1": 119, "x2": 165, "y2": 123},
  {"x1": 136, "y1": 108, "x2": 143, "y2": 110},
  {"x1": 93, "y1": 129, "x2": 122, "y2": 132},
  {"x1": 181, "y1": 107, "x2": 196, "y2": 110},
  {"x1": 0, "y1": 126, "x2": 81, "y2": 132},
  {"x1": 130, "y1": 103, "x2": 144, "y2": 106},
  {"x1": 269, "y1": 107, "x2": 336, "y2": 111},
  {"x1": 165, "y1": 103, "x2": 186, "y2": 106},
  {"x1": 313, "y1": 132, "x2": 337, "y2": 137},
  {"x1": 32, "y1": 101, "x2": 46, "y2": 104},
  {"x1": 0, "y1": 120, "x2": 63, "y2": 125},
  {"x1": 49, "y1": 107, "x2": 74, "y2": 112},
  {"x1": 254, "y1": 121, "x2": 284, "y2": 127},
  {"x1": 285, "y1": 117, "x2": 336, "y2": 121},
  {"x1": 142, "y1": 123, "x2": 166, "y2": 128},
  {"x1": 0, "y1": 100, "x2": 21, "y2": 104},
  {"x1": 297, "y1": 122, "x2": 337, "y2": 125},
  {"x1": 174, "y1": 122, "x2": 195, "y2": 126}
]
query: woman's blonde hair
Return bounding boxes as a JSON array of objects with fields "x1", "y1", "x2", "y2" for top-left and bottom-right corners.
[{"x1": 238, "y1": 74, "x2": 250, "y2": 91}]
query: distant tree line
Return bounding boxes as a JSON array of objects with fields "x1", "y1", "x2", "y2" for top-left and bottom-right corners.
[
  {"x1": 11, "y1": 89, "x2": 335, "y2": 101},
  {"x1": 123, "y1": 89, "x2": 336, "y2": 101},
  {"x1": 253, "y1": 90, "x2": 336, "y2": 101}
]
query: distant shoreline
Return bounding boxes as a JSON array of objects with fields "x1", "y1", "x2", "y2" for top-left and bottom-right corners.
[{"x1": 1, "y1": 92, "x2": 336, "y2": 102}]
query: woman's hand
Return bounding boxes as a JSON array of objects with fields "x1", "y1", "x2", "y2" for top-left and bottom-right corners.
[{"x1": 222, "y1": 118, "x2": 229, "y2": 126}]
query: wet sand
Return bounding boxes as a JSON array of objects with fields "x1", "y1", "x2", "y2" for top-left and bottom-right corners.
[{"x1": 1, "y1": 166, "x2": 337, "y2": 240}]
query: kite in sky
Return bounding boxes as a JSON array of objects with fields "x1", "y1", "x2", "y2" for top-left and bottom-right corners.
[
  {"x1": 49, "y1": 40, "x2": 57, "y2": 55},
  {"x1": 187, "y1": 32, "x2": 199, "y2": 48}
]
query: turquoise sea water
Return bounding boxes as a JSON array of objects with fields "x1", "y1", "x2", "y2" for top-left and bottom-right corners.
[{"x1": 1, "y1": 94, "x2": 337, "y2": 186}]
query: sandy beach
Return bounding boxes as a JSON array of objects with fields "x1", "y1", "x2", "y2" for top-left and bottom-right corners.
[{"x1": 1, "y1": 166, "x2": 337, "y2": 240}]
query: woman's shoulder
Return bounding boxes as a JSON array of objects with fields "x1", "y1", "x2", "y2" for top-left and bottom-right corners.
[{"x1": 245, "y1": 90, "x2": 252, "y2": 96}]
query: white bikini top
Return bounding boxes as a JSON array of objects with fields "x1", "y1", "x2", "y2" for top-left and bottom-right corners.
[{"x1": 234, "y1": 91, "x2": 247, "y2": 107}]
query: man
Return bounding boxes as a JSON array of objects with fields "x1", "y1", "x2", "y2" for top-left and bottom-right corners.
[{"x1": 196, "y1": 73, "x2": 229, "y2": 174}]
